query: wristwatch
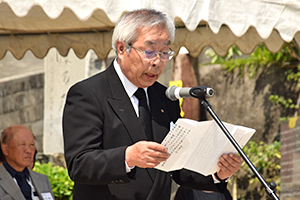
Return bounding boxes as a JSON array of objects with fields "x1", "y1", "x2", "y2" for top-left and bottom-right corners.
[{"x1": 214, "y1": 172, "x2": 227, "y2": 183}]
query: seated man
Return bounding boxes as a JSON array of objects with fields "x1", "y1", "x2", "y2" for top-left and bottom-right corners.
[{"x1": 0, "y1": 125, "x2": 54, "y2": 200}]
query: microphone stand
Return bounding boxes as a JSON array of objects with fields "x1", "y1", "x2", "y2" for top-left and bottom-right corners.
[{"x1": 198, "y1": 97, "x2": 280, "y2": 200}]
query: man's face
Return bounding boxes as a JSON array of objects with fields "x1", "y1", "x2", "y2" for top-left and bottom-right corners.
[
  {"x1": 117, "y1": 24, "x2": 171, "y2": 88},
  {"x1": 2, "y1": 127, "x2": 35, "y2": 172}
]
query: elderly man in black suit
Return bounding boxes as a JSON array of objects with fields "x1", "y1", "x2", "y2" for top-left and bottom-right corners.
[{"x1": 63, "y1": 8, "x2": 243, "y2": 200}]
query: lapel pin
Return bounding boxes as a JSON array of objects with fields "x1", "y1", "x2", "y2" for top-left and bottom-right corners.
[{"x1": 161, "y1": 109, "x2": 164, "y2": 113}]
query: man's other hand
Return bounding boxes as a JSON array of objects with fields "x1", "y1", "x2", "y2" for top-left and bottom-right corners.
[{"x1": 216, "y1": 153, "x2": 243, "y2": 180}]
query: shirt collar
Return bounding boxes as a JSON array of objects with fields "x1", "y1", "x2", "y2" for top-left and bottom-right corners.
[
  {"x1": 113, "y1": 59, "x2": 148, "y2": 97},
  {"x1": 3, "y1": 160, "x2": 30, "y2": 179}
]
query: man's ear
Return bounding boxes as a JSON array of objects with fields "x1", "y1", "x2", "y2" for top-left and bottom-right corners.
[
  {"x1": 1, "y1": 143, "x2": 8, "y2": 156},
  {"x1": 116, "y1": 40, "x2": 127, "y2": 56}
]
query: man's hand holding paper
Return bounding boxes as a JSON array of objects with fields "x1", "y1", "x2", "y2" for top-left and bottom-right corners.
[
  {"x1": 126, "y1": 141, "x2": 170, "y2": 168},
  {"x1": 216, "y1": 153, "x2": 243, "y2": 180}
]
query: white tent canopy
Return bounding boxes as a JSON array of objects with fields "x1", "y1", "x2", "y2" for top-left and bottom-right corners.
[{"x1": 0, "y1": 0, "x2": 300, "y2": 60}]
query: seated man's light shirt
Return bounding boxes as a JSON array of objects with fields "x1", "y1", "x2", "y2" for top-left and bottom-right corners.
[
  {"x1": 12, "y1": 175, "x2": 39, "y2": 200},
  {"x1": 27, "y1": 177, "x2": 41, "y2": 200}
]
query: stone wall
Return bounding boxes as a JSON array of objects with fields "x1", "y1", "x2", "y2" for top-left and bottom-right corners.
[
  {"x1": 0, "y1": 71, "x2": 44, "y2": 152},
  {"x1": 198, "y1": 64, "x2": 299, "y2": 143}
]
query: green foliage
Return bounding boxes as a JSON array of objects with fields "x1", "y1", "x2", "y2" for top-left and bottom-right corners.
[
  {"x1": 204, "y1": 43, "x2": 299, "y2": 79},
  {"x1": 283, "y1": 64, "x2": 300, "y2": 88},
  {"x1": 33, "y1": 162, "x2": 74, "y2": 200},
  {"x1": 269, "y1": 95, "x2": 298, "y2": 109},
  {"x1": 236, "y1": 141, "x2": 281, "y2": 198},
  {"x1": 205, "y1": 45, "x2": 243, "y2": 63},
  {"x1": 268, "y1": 64, "x2": 300, "y2": 120},
  {"x1": 205, "y1": 43, "x2": 300, "y2": 117},
  {"x1": 241, "y1": 141, "x2": 281, "y2": 184}
]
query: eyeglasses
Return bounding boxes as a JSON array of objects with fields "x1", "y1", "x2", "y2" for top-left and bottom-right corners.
[{"x1": 129, "y1": 45, "x2": 175, "y2": 61}]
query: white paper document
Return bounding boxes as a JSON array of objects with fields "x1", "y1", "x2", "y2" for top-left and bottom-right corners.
[{"x1": 155, "y1": 118, "x2": 256, "y2": 176}]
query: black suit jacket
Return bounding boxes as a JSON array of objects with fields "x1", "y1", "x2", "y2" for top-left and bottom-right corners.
[{"x1": 63, "y1": 62, "x2": 225, "y2": 200}]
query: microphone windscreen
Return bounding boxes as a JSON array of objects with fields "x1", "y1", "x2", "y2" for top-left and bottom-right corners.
[{"x1": 165, "y1": 86, "x2": 178, "y2": 101}]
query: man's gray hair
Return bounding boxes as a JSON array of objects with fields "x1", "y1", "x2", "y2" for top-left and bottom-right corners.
[{"x1": 112, "y1": 9, "x2": 175, "y2": 52}]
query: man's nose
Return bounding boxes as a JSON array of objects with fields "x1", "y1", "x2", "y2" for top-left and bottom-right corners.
[
  {"x1": 24, "y1": 145, "x2": 35, "y2": 152},
  {"x1": 151, "y1": 54, "x2": 162, "y2": 67}
]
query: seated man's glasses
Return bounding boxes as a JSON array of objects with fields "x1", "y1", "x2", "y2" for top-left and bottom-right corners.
[{"x1": 129, "y1": 44, "x2": 174, "y2": 61}]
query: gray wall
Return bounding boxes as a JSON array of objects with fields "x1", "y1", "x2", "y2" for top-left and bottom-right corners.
[
  {"x1": 198, "y1": 64, "x2": 298, "y2": 143},
  {"x1": 0, "y1": 71, "x2": 44, "y2": 152}
]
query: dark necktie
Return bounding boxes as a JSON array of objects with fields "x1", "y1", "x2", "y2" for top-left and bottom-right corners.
[
  {"x1": 134, "y1": 88, "x2": 153, "y2": 140},
  {"x1": 15, "y1": 172, "x2": 32, "y2": 200}
]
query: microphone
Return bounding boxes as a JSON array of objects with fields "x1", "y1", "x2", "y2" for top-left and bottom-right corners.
[{"x1": 165, "y1": 85, "x2": 214, "y2": 101}]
